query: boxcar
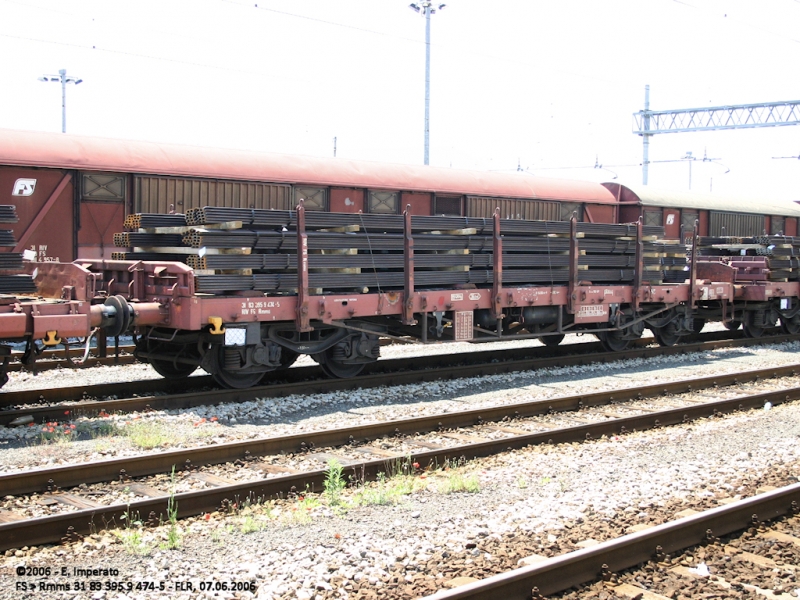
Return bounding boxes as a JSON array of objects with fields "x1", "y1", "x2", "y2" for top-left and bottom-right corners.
[
  {"x1": 0, "y1": 129, "x2": 620, "y2": 262},
  {"x1": 612, "y1": 184, "x2": 800, "y2": 242}
]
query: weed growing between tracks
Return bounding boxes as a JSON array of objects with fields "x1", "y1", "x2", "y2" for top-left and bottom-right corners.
[
  {"x1": 436, "y1": 459, "x2": 481, "y2": 494},
  {"x1": 90, "y1": 458, "x2": 483, "y2": 556},
  {"x1": 115, "y1": 509, "x2": 152, "y2": 556},
  {"x1": 160, "y1": 468, "x2": 181, "y2": 550},
  {"x1": 324, "y1": 458, "x2": 347, "y2": 506}
]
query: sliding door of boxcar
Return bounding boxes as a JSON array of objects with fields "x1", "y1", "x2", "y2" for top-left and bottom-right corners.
[
  {"x1": 466, "y1": 197, "x2": 561, "y2": 220},
  {"x1": 709, "y1": 212, "x2": 765, "y2": 237},
  {"x1": 134, "y1": 176, "x2": 292, "y2": 213}
]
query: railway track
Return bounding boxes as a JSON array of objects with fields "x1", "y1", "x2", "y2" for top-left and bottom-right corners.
[
  {"x1": 422, "y1": 482, "x2": 800, "y2": 599},
  {"x1": 1, "y1": 331, "x2": 798, "y2": 427},
  {"x1": 1, "y1": 363, "x2": 799, "y2": 552},
  {"x1": 7, "y1": 345, "x2": 136, "y2": 372}
]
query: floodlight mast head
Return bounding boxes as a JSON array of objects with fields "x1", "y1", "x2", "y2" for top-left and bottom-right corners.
[{"x1": 38, "y1": 68, "x2": 82, "y2": 133}]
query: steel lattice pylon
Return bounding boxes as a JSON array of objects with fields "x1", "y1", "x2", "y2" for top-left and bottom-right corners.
[
  {"x1": 633, "y1": 100, "x2": 800, "y2": 134},
  {"x1": 633, "y1": 86, "x2": 800, "y2": 184}
]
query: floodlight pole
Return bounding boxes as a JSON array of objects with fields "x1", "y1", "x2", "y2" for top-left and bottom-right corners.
[
  {"x1": 424, "y1": 4, "x2": 431, "y2": 165},
  {"x1": 410, "y1": 2, "x2": 444, "y2": 165},
  {"x1": 39, "y1": 68, "x2": 82, "y2": 133}
]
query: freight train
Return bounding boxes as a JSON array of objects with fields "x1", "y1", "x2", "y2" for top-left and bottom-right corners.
[{"x1": 0, "y1": 129, "x2": 799, "y2": 389}]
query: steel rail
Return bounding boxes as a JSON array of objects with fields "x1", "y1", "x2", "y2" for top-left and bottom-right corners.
[
  {"x1": 0, "y1": 331, "x2": 794, "y2": 425},
  {"x1": 422, "y1": 483, "x2": 800, "y2": 599},
  {"x1": 0, "y1": 330, "x2": 756, "y2": 406},
  {"x1": 0, "y1": 340, "x2": 573, "y2": 409},
  {"x1": 1, "y1": 369, "x2": 799, "y2": 550},
  {"x1": 2, "y1": 362, "x2": 797, "y2": 495},
  {"x1": 7, "y1": 345, "x2": 136, "y2": 372}
]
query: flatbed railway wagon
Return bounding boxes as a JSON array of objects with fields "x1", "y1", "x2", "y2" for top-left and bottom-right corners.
[
  {"x1": 1, "y1": 129, "x2": 799, "y2": 389},
  {"x1": 1, "y1": 201, "x2": 795, "y2": 390}
]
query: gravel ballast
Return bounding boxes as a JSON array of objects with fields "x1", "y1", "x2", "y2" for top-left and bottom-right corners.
[{"x1": 1, "y1": 335, "x2": 800, "y2": 599}]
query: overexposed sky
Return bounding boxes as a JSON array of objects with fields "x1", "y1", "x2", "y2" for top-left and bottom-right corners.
[{"x1": 1, "y1": 0, "x2": 799, "y2": 199}]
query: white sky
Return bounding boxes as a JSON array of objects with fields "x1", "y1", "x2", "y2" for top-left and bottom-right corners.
[{"x1": 1, "y1": 0, "x2": 799, "y2": 200}]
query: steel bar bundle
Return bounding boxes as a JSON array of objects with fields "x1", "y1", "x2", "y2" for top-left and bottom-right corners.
[
  {"x1": 0, "y1": 230, "x2": 17, "y2": 247},
  {"x1": 0, "y1": 275, "x2": 37, "y2": 294},
  {"x1": 195, "y1": 266, "x2": 670, "y2": 293},
  {"x1": 0, "y1": 253, "x2": 24, "y2": 270},
  {"x1": 186, "y1": 206, "x2": 663, "y2": 238},
  {"x1": 0, "y1": 205, "x2": 19, "y2": 224},
  {"x1": 115, "y1": 208, "x2": 682, "y2": 294},
  {"x1": 183, "y1": 229, "x2": 660, "y2": 254}
]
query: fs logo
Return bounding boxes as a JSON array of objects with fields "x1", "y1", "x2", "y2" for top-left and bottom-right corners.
[{"x1": 12, "y1": 178, "x2": 37, "y2": 197}]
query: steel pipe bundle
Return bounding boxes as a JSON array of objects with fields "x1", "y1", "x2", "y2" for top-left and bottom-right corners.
[
  {"x1": 111, "y1": 252, "x2": 191, "y2": 262},
  {"x1": 114, "y1": 233, "x2": 185, "y2": 248},
  {"x1": 124, "y1": 213, "x2": 188, "y2": 229}
]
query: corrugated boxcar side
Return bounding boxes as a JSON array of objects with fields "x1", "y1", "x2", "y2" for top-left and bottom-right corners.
[
  {"x1": 134, "y1": 176, "x2": 292, "y2": 213},
  {"x1": 467, "y1": 196, "x2": 561, "y2": 221},
  {"x1": 710, "y1": 212, "x2": 765, "y2": 237}
]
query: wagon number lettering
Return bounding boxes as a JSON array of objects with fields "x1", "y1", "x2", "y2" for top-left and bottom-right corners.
[{"x1": 240, "y1": 300, "x2": 279, "y2": 315}]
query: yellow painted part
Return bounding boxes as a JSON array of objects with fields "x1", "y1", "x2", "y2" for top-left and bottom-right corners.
[
  {"x1": 208, "y1": 317, "x2": 225, "y2": 335},
  {"x1": 43, "y1": 331, "x2": 61, "y2": 346}
]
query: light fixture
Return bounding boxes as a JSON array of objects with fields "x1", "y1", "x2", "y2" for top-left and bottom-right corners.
[{"x1": 38, "y1": 68, "x2": 83, "y2": 133}]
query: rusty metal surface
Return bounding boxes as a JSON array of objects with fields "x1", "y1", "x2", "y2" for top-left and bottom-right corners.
[
  {"x1": 1, "y1": 374, "x2": 799, "y2": 552},
  {"x1": 22, "y1": 261, "x2": 95, "y2": 300},
  {"x1": 0, "y1": 129, "x2": 621, "y2": 204}
]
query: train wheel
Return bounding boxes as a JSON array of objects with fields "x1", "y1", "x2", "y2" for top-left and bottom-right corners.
[
  {"x1": 596, "y1": 330, "x2": 630, "y2": 352},
  {"x1": 652, "y1": 322, "x2": 681, "y2": 347},
  {"x1": 278, "y1": 348, "x2": 300, "y2": 369},
  {"x1": 314, "y1": 346, "x2": 366, "y2": 378},
  {"x1": 723, "y1": 320, "x2": 741, "y2": 331},
  {"x1": 692, "y1": 318, "x2": 706, "y2": 334},
  {"x1": 149, "y1": 358, "x2": 198, "y2": 379},
  {"x1": 742, "y1": 312, "x2": 767, "y2": 338},
  {"x1": 742, "y1": 324, "x2": 764, "y2": 338},
  {"x1": 541, "y1": 334, "x2": 565, "y2": 347},
  {"x1": 210, "y1": 346, "x2": 266, "y2": 389},
  {"x1": 780, "y1": 314, "x2": 800, "y2": 335},
  {"x1": 259, "y1": 349, "x2": 299, "y2": 384}
]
